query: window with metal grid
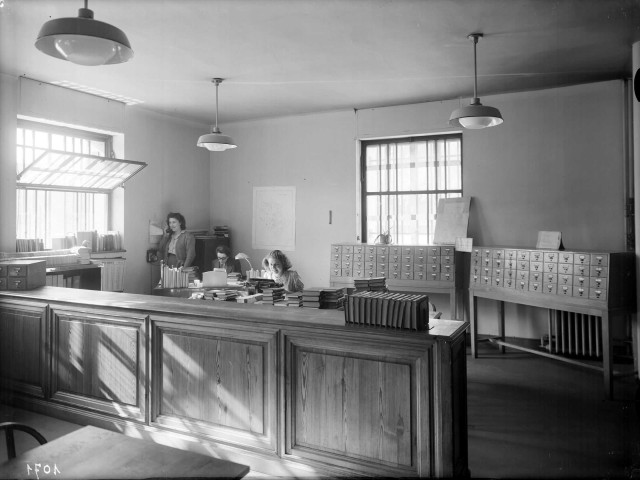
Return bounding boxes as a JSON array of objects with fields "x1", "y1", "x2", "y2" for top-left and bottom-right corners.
[{"x1": 361, "y1": 134, "x2": 462, "y2": 245}]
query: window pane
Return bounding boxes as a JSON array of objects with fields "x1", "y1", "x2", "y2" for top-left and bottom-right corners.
[
  {"x1": 362, "y1": 134, "x2": 462, "y2": 245},
  {"x1": 16, "y1": 121, "x2": 120, "y2": 249}
]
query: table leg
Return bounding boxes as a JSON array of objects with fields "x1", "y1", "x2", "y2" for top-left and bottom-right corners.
[
  {"x1": 498, "y1": 300, "x2": 505, "y2": 354},
  {"x1": 602, "y1": 311, "x2": 612, "y2": 399},
  {"x1": 470, "y1": 291, "x2": 478, "y2": 358},
  {"x1": 450, "y1": 286, "x2": 457, "y2": 320}
]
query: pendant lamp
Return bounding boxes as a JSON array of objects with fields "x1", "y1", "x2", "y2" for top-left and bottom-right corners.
[
  {"x1": 197, "y1": 78, "x2": 237, "y2": 152},
  {"x1": 35, "y1": 0, "x2": 133, "y2": 66},
  {"x1": 449, "y1": 33, "x2": 503, "y2": 129}
]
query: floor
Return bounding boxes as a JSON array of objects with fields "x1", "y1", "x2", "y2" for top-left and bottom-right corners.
[{"x1": 1, "y1": 338, "x2": 638, "y2": 479}]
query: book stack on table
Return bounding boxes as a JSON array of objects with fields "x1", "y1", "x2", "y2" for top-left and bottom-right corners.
[
  {"x1": 353, "y1": 276, "x2": 386, "y2": 292},
  {"x1": 301, "y1": 288, "x2": 323, "y2": 308},
  {"x1": 320, "y1": 287, "x2": 345, "y2": 310},
  {"x1": 344, "y1": 292, "x2": 430, "y2": 331},
  {"x1": 283, "y1": 292, "x2": 303, "y2": 307},
  {"x1": 261, "y1": 287, "x2": 285, "y2": 305},
  {"x1": 212, "y1": 289, "x2": 239, "y2": 301}
]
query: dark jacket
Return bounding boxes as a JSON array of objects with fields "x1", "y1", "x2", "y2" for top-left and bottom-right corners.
[{"x1": 158, "y1": 231, "x2": 196, "y2": 267}]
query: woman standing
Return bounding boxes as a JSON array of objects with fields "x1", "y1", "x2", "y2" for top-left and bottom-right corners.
[{"x1": 158, "y1": 212, "x2": 196, "y2": 268}]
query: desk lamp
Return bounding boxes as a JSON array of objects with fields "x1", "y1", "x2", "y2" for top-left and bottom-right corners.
[{"x1": 235, "y1": 253, "x2": 257, "y2": 279}]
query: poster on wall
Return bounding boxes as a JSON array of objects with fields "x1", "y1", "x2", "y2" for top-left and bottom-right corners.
[{"x1": 252, "y1": 186, "x2": 296, "y2": 250}]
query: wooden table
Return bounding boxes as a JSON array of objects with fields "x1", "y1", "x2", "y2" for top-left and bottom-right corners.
[{"x1": 0, "y1": 425, "x2": 250, "y2": 479}]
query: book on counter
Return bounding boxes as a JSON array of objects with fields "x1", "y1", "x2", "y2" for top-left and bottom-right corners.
[{"x1": 344, "y1": 291, "x2": 430, "y2": 331}]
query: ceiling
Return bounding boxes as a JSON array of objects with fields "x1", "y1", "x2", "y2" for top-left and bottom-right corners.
[{"x1": 2, "y1": 0, "x2": 640, "y2": 127}]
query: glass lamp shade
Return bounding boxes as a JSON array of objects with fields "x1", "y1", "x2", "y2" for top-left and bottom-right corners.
[
  {"x1": 449, "y1": 101, "x2": 503, "y2": 129},
  {"x1": 197, "y1": 132, "x2": 237, "y2": 151},
  {"x1": 35, "y1": 8, "x2": 133, "y2": 66}
]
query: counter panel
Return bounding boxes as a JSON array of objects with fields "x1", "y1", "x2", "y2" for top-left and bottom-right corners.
[
  {"x1": 50, "y1": 305, "x2": 147, "y2": 422},
  {"x1": 0, "y1": 300, "x2": 47, "y2": 398},
  {"x1": 150, "y1": 317, "x2": 279, "y2": 452}
]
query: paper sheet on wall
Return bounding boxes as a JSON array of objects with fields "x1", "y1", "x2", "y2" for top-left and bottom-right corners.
[
  {"x1": 252, "y1": 186, "x2": 296, "y2": 250},
  {"x1": 433, "y1": 197, "x2": 471, "y2": 245}
]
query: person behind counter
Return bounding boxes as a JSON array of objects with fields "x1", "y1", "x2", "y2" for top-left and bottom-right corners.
[
  {"x1": 212, "y1": 245, "x2": 242, "y2": 274},
  {"x1": 262, "y1": 250, "x2": 304, "y2": 292},
  {"x1": 158, "y1": 212, "x2": 196, "y2": 268}
]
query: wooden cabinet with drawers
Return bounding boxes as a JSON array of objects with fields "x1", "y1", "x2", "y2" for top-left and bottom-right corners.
[
  {"x1": 468, "y1": 246, "x2": 636, "y2": 398},
  {"x1": 330, "y1": 243, "x2": 465, "y2": 319}
]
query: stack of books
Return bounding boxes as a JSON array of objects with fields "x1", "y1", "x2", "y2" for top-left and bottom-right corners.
[
  {"x1": 353, "y1": 276, "x2": 386, "y2": 292},
  {"x1": 261, "y1": 287, "x2": 285, "y2": 305},
  {"x1": 250, "y1": 278, "x2": 280, "y2": 292},
  {"x1": 320, "y1": 287, "x2": 345, "y2": 310},
  {"x1": 284, "y1": 292, "x2": 303, "y2": 307},
  {"x1": 344, "y1": 292, "x2": 430, "y2": 331},
  {"x1": 213, "y1": 289, "x2": 239, "y2": 301},
  {"x1": 301, "y1": 287, "x2": 323, "y2": 308},
  {"x1": 213, "y1": 226, "x2": 230, "y2": 238}
]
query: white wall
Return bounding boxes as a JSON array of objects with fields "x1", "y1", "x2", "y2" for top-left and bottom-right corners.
[
  {"x1": 0, "y1": 76, "x2": 211, "y2": 294},
  {"x1": 209, "y1": 110, "x2": 358, "y2": 288},
  {"x1": 215, "y1": 80, "x2": 629, "y2": 337}
]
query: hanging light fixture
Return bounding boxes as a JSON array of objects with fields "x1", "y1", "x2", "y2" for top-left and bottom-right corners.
[
  {"x1": 197, "y1": 78, "x2": 237, "y2": 152},
  {"x1": 35, "y1": 0, "x2": 133, "y2": 66},
  {"x1": 449, "y1": 33, "x2": 503, "y2": 129}
]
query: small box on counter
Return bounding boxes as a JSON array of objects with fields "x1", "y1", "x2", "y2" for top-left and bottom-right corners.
[{"x1": 0, "y1": 259, "x2": 46, "y2": 290}]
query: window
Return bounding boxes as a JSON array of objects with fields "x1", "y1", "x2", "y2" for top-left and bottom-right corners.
[
  {"x1": 16, "y1": 120, "x2": 145, "y2": 250},
  {"x1": 361, "y1": 134, "x2": 462, "y2": 245}
]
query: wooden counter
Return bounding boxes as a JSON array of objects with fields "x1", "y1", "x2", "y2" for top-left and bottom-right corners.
[{"x1": 0, "y1": 287, "x2": 468, "y2": 478}]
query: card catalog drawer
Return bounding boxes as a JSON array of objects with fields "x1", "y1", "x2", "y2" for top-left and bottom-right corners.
[
  {"x1": 426, "y1": 246, "x2": 440, "y2": 256},
  {"x1": 441, "y1": 255, "x2": 454, "y2": 265},
  {"x1": 544, "y1": 273, "x2": 558, "y2": 284},
  {"x1": 590, "y1": 277, "x2": 607, "y2": 290},
  {"x1": 573, "y1": 286, "x2": 589, "y2": 298},
  {"x1": 573, "y1": 253, "x2": 591, "y2": 265},
  {"x1": 342, "y1": 245, "x2": 354, "y2": 254},
  {"x1": 516, "y1": 279, "x2": 529, "y2": 291},
  {"x1": 331, "y1": 245, "x2": 342, "y2": 255},
  {"x1": 353, "y1": 245, "x2": 365, "y2": 254},
  {"x1": 589, "y1": 289, "x2": 607, "y2": 301},
  {"x1": 573, "y1": 276, "x2": 588, "y2": 287},
  {"x1": 544, "y1": 262, "x2": 557, "y2": 273},
  {"x1": 558, "y1": 285, "x2": 573, "y2": 296},
  {"x1": 426, "y1": 255, "x2": 440, "y2": 264},
  {"x1": 441, "y1": 246, "x2": 455, "y2": 256},
  {"x1": 389, "y1": 246, "x2": 402, "y2": 256},
  {"x1": 529, "y1": 281, "x2": 542, "y2": 293},
  {"x1": 530, "y1": 251, "x2": 544, "y2": 262},
  {"x1": 530, "y1": 261, "x2": 543, "y2": 272},
  {"x1": 543, "y1": 283, "x2": 557, "y2": 294},
  {"x1": 559, "y1": 252, "x2": 574, "y2": 264},
  {"x1": 375, "y1": 246, "x2": 389, "y2": 256},
  {"x1": 504, "y1": 278, "x2": 516, "y2": 289},
  {"x1": 543, "y1": 252, "x2": 558, "y2": 263},
  {"x1": 590, "y1": 254, "x2": 608, "y2": 267},
  {"x1": 558, "y1": 263, "x2": 573, "y2": 275},
  {"x1": 558, "y1": 274, "x2": 572, "y2": 285},
  {"x1": 505, "y1": 249, "x2": 518, "y2": 260},
  {"x1": 440, "y1": 272, "x2": 455, "y2": 282},
  {"x1": 517, "y1": 250, "x2": 530, "y2": 261},
  {"x1": 590, "y1": 266, "x2": 608, "y2": 278},
  {"x1": 529, "y1": 272, "x2": 543, "y2": 283},
  {"x1": 492, "y1": 249, "x2": 505, "y2": 260}
]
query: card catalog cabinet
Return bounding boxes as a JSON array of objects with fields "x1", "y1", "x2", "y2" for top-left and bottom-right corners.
[
  {"x1": 330, "y1": 243, "x2": 456, "y2": 283},
  {"x1": 469, "y1": 247, "x2": 635, "y2": 308}
]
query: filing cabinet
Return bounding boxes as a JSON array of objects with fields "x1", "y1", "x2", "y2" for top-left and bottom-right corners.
[
  {"x1": 0, "y1": 259, "x2": 46, "y2": 290},
  {"x1": 469, "y1": 246, "x2": 635, "y2": 307}
]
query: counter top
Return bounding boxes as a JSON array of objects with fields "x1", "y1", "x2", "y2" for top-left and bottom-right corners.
[{"x1": 0, "y1": 286, "x2": 467, "y2": 339}]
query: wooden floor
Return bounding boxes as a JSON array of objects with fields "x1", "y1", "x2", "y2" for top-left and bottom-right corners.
[{"x1": 1, "y1": 338, "x2": 638, "y2": 478}]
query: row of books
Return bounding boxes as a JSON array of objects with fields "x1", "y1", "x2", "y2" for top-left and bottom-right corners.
[
  {"x1": 16, "y1": 238, "x2": 44, "y2": 252},
  {"x1": 46, "y1": 274, "x2": 81, "y2": 288},
  {"x1": 353, "y1": 277, "x2": 386, "y2": 292},
  {"x1": 344, "y1": 292, "x2": 431, "y2": 331},
  {"x1": 55, "y1": 231, "x2": 124, "y2": 252}
]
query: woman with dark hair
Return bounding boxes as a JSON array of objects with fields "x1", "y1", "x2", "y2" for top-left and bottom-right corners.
[
  {"x1": 158, "y1": 212, "x2": 196, "y2": 268},
  {"x1": 212, "y1": 245, "x2": 242, "y2": 273},
  {"x1": 262, "y1": 249, "x2": 304, "y2": 292}
]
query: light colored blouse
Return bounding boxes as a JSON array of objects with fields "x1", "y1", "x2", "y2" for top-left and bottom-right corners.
[{"x1": 265, "y1": 269, "x2": 304, "y2": 293}]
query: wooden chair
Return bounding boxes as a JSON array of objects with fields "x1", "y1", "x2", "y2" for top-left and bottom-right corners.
[{"x1": 0, "y1": 422, "x2": 47, "y2": 460}]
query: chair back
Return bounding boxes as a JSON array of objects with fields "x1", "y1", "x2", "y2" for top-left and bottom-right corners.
[{"x1": 0, "y1": 422, "x2": 47, "y2": 460}]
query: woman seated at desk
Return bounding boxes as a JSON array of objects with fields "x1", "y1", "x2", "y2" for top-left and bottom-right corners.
[
  {"x1": 262, "y1": 250, "x2": 304, "y2": 292},
  {"x1": 212, "y1": 245, "x2": 242, "y2": 274}
]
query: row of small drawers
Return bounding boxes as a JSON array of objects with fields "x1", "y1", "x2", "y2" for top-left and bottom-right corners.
[
  {"x1": 332, "y1": 254, "x2": 455, "y2": 267},
  {"x1": 332, "y1": 268, "x2": 455, "y2": 282},
  {"x1": 472, "y1": 270, "x2": 607, "y2": 288},
  {"x1": 472, "y1": 263, "x2": 608, "y2": 278},
  {"x1": 472, "y1": 248, "x2": 609, "y2": 266},
  {"x1": 471, "y1": 275, "x2": 606, "y2": 300},
  {"x1": 333, "y1": 261, "x2": 454, "y2": 273},
  {"x1": 332, "y1": 244, "x2": 455, "y2": 257}
]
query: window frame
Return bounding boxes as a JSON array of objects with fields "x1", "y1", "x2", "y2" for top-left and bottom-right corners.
[{"x1": 359, "y1": 133, "x2": 463, "y2": 244}]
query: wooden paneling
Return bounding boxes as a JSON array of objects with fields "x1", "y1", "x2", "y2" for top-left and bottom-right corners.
[
  {"x1": 284, "y1": 330, "x2": 436, "y2": 477},
  {"x1": 0, "y1": 301, "x2": 47, "y2": 398},
  {"x1": 161, "y1": 333, "x2": 264, "y2": 432},
  {"x1": 50, "y1": 306, "x2": 147, "y2": 421},
  {"x1": 151, "y1": 318, "x2": 278, "y2": 452},
  {"x1": 294, "y1": 350, "x2": 412, "y2": 466},
  {"x1": 0, "y1": 288, "x2": 468, "y2": 478}
]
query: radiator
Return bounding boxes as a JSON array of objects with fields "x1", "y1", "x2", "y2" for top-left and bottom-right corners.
[
  {"x1": 544, "y1": 310, "x2": 602, "y2": 358},
  {"x1": 94, "y1": 258, "x2": 126, "y2": 292}
]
